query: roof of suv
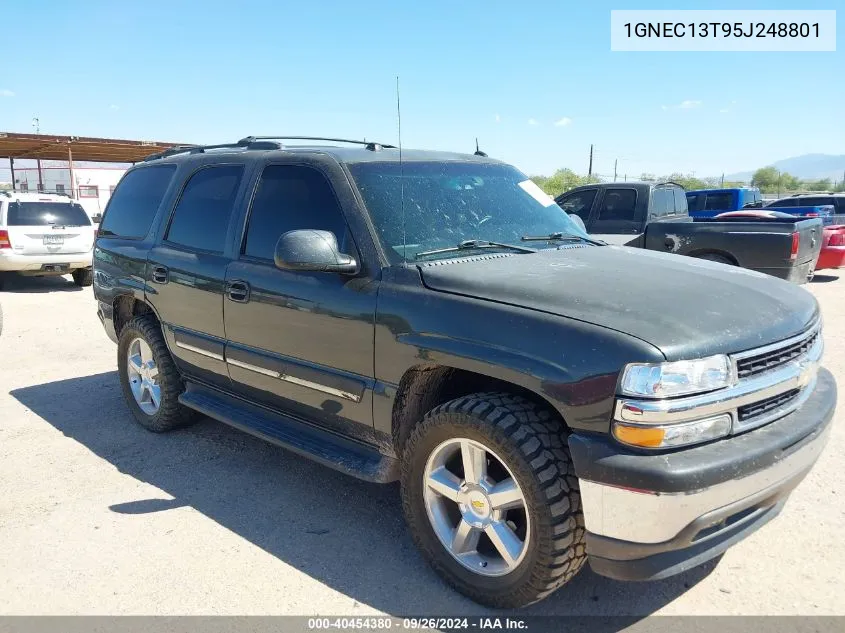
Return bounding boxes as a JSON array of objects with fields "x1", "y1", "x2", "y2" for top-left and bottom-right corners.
[
  {"x1": 0, "y1": 191, "x2": 75, "y2": 203},
  {"x1": 142, "y1": 140, "x2": 502, "y2": 166}
]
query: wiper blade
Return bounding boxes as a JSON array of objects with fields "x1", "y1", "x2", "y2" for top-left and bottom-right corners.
[
  {"x1": 520, "y1": 232, "x2": 605, "y2": 246},
  {"x1": 415, "y1": 239, "x2": 536, "y2": 259}
]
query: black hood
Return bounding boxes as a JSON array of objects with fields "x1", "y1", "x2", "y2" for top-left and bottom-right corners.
[{"x1": 418, "y1": 246, "x2": 819, "y2": 360}]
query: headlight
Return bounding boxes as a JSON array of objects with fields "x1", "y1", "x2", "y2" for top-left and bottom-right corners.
[{"x1": 619, "y1": 355, "x2": 733, "y2": 398}]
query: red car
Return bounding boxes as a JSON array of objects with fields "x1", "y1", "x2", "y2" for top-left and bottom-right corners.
[{"x1": 715, "y1": 211, "x2": 845, "y2": 271}]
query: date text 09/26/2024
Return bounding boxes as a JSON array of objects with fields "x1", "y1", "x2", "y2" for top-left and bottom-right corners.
[{"x1": 307, "y1": 618, "x2": 528, "y2": 631}]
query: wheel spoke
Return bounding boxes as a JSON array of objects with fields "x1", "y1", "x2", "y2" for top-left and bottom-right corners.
[
  {"x1": 128, "y1": 353, "x2": 144, "y2": 375},
  {"x1": 461, "y1": 441, "x2": 487, "y2": 484},
  {"x1": 139, "y1": 341, "x2": 152, "y2": 364},
  {"x1": 426, "y1": 467, "x2": 462, "y2": 502},
  {"x1": 147, "y1": 384, "x2": 161, "y2": 407},
  {"x1": 147, "y1": 364, "x2": 159, "y2": 381},
  {"x1": 488, "y1": 478, "x2": 524, "y2": 511},
  {"x1": 450, "y1": 520, "x2": 480, "y2": 555},
  {"x1": 485, "y1": 520, "x2": 523, "y2": 569}
]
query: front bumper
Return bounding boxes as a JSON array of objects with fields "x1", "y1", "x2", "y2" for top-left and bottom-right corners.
[
  {"x1": 569, "y1": 366, "x2": 836, "y2": 581},
  {"x1": 0, "y1": 251, "x2": 92, "y2": 272}
]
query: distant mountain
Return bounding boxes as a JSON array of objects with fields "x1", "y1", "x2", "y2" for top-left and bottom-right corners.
[{"x1": 726, "y1": 154, "x2": 845, "y2": 182}]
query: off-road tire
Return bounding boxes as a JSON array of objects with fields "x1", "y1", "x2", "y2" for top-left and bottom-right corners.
[
  {"x1": 72, "y1": 268, "x2": 94, "y2": 287},
  {"x1": 401, "y1": 392, "x2": 586, "y2": 608},
  {"x1": 117, "y1": 314, "x2": 197, "y2": 432}
]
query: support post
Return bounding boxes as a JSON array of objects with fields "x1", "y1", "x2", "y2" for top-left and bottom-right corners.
[
  {"x1": 9, "y1": 157, "x2": 14, "y2": 191},
  {"x1": 67, "y1": 145, "x2": 75, "y2": 199},
  {"x1": 588, "y1": 144, "x2": 594, "y2": 177},
  {"x1": 37, "y1": 159, "x2": 44, "y2": 192}
]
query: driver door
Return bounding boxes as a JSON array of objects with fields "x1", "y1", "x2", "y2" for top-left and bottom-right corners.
[{"x1": 223, "y1": 160, "x2": 379, "y2": 435}]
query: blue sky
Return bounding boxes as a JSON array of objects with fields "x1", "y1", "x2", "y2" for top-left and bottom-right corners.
[{"x1": 0, "y1": 0, "x2": 842, "y2": 179}]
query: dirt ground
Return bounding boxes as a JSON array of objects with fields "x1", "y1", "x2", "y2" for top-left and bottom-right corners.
[{"x1": 0, "y1": 271, "x2": 842, "y2": 616}]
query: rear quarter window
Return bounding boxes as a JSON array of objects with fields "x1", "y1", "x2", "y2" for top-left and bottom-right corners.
[{"x1": 99, "y1": 165, "x2": 177, "y2": 239}]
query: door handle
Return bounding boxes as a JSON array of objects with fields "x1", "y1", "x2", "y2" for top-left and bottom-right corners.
[
  {"x1": 226, "y1": 280, "x2": 250, "y2": 303},
  {"x1": 152, "y1": 265, "x2": 169, "y2": 284}
]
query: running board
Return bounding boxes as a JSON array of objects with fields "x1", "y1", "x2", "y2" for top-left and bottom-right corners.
[{"x1": 179, "y1": 384, "x2": 399, "y2": 483}]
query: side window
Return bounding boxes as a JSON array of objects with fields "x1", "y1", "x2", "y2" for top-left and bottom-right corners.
[
  {"x1": 243, "y1": 165, "x2": 349, "y2": 262},
  {"x1": 686, "y1": 192, "x2": 701, "y2": 211},
  {"x1": 704, "y1": 192, "x2": 734, "y2": 211},
  {"x1": 557, "y1": 189, "x2": 597, "y2": 223},
  {"x1": 592, "y1": 188, "x2": 639, "y2": 233},
  {"x1": 799, "y1": 197, "x2": 826, "y2": 206},
  {"x1": 672, "y1": 187, "x2": 688, "y2": 214},
  {"x1": 649, "y1": 187, "x2": 670, "y2": 217},
  {"x1": 769, "y1": 198, "x2": 795, "y2": 208},
  {"x1": 99, "y1": 165, "x2": 176, "y2": 238},
  {"x1": 166, "y1": 165, "x2": 244, "y2": 253}
]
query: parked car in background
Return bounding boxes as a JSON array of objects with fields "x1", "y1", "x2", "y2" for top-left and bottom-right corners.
[
  {"x1": 0, "y1": 191, "x2": 95, "y2": 290},
  {"x1": 715, "y1": 210, "x2": 845, "y2": 272},
  {"x1": 765, "y1": 194, "x2": 841, "y2": 225},
  {"x1": 94, "y1": 137, "x2": 836, "y2": 608},
  {"x1": 686, "y1": 187, "x2": 763, "y2": 217},
  {"x1": 556, "y1": 182, "x2": 822, "y2": 283},
  {"x1": 766, "y1": 193, "x2": 845, "y2": 216}
]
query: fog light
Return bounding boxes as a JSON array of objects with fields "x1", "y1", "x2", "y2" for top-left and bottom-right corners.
[{"x1": 614, "y1": 414, "x2": 732, "y2": 449}]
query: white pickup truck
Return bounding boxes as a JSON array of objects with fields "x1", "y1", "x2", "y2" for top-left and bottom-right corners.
[{"x1": 0, "y1": 191, "x2": 95, "y2": 289}]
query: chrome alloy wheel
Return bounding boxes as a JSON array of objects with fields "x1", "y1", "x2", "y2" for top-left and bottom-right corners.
[
  {"x1": 423, "y1": 438, "x2": 531, "y2": 577},
  {"x1": 127, "y1": 337, "x2": 161, "y2": 416}
]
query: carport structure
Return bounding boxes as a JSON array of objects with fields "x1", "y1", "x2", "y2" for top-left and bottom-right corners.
[{"x1": 0, "y1": 132, "x2": 192, "y2": 197}]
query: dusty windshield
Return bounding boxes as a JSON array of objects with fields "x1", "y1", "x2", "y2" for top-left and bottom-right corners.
[{"x1": 348, "y1": 161, "x2": 590, "y2": 262}]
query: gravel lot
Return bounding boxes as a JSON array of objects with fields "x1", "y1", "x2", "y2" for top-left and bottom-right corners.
[{"x1": 0, "y1": 271, "x2": 842, "y2": 617}]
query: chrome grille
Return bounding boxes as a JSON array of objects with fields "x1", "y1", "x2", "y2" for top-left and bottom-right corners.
[
  {"x1": 737, "y1": 389, "x2": 801, "y2": 422},
  {"x1": 735, "y1": 329, "x2": 820, "y2": 379}
]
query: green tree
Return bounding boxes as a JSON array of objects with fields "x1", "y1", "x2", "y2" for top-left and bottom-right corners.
[
  {"x1": 531, "y1": 169, "x2": 599, "y2": 198},
  {"x1": 802, "y1": 178, "x2": 832, "y2": 192},
  {"x1": 751, "y1": 167, "x2": 801, "y2": 194}
]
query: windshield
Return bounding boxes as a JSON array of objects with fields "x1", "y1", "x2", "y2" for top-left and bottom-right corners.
[
  {"x1": 6, "y1": 201, "x2": 91, "y2": 227},
  {"x1": 348, "y1": 161, "x2": 590, "y2": 262}
]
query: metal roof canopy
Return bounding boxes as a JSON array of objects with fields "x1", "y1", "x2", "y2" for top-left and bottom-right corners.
[{"x1": 0, "y1": 132, "x2": 192, "y2": 163}]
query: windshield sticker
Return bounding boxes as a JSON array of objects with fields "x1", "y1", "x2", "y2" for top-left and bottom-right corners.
[{"x1": 518, "y1": 180, "x2": 557, "y2": 207}]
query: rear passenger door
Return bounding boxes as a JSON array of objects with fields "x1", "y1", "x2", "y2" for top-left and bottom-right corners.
[
  {"x1": 222, "y1": 159, "x2": 378, "y2": 436},
  {"x1": 146, "y1": 161, "x2": 252, "y2": 390}
]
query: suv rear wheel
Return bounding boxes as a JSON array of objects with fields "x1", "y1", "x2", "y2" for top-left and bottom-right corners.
[
  {"x1": 400, "y1": 392, "x2": 586, "y2": 608},
  {"x1": 117, "y1": 315, "x2": 197, "y2": 432}
]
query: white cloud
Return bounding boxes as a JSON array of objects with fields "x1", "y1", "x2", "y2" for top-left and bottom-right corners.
[
  {"x1": 554, "y1": 117, "x2": 572, "y2": 127},
  {"x1": 110, "y1": 104, "x2": 120, "y2": 110},
  {"x1": 494, "y1": 113, "x2": 500, "y2": 123},
  {"x1": 528, "y1": 118, "x2": 539, "y2": 126},
  {"x1": 0, "y1": 89, "x2": 14, "y2": 97},
  {"x1": 679, "y1": 100, "x2": 702, "y2": 109},
  {"x1": 662, "y1": 99, "x2": 703, "y2": 111},
  {"x1": 719, "y1": 108, "x2": 730, "y2": 113}
]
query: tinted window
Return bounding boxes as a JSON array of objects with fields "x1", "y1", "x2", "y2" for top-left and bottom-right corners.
[
  {"x1": 99, "y1": 166, "x2": 176, "y2": 238},
  {"x1": 650, "y1": 187, "x2": 672, "y2": 217},
  {"x1": 686, "y1": 192, "x2": 701, "y2": 211},
  {"x1": 767, "y1": 198, "x2": 796, "y2": 208},
  {"x1": 243, "y1": 165, "x2": 349, "y2": 261},
  {"x1": 672, "y1": 187, "x2": 688, "y2": 214},
  {"x1": 597, "y1": 189, "x2": 638, "y2": 222},
  {"x1": 166, "y1": 165, "x2": 244, "y2": 253},
  {"x1": 557, "y1": 189, "x2": 597, "y2": 222},
  {"x1": 704, "y1": 192, "x2": 734, "y2": 211},
  {"x1": 799, "y1": 197, "x2": 829, "y2": 206},
  {"x1": 6, "y1": 201, "x2": 91, "y2": 226}
]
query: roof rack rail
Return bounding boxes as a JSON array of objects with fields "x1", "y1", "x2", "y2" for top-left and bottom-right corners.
[{"x1": 238, "y1": 136, "x2": 396, "y2": 151}]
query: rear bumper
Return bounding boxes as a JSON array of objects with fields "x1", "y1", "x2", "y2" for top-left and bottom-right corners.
[
  {"x1": 0, "y1": 251, "x2": 92, "y2": 272},
  {"x1": 753, "y1": 258, "x2": 816, "y2": 284},
  {"x1": 570, "y1": 367, "x2": 836, "y2": 581}
]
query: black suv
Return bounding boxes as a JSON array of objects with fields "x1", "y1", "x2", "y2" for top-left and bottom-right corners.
[{"x1": 94, "y1": 137, "x2": 835, "y2": 608}]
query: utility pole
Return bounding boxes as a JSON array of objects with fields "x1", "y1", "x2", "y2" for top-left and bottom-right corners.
[
  {"x1": 720, "y1": 173, "x2": 725, "y2": 188},
  {"x1": 613, "y1": 159, "x2": 618, "y2": 182},
  {"x1": 588, "y1": 144, "x2": 593, "y2": 177},
  {"x1": 32, "y1": 117, "x2": 44, "y2": 193}
]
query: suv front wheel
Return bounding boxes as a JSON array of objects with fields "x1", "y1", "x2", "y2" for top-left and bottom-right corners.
[
  {"x1": 400, "y1": 392, "x2": 586, "y2": 608},
  {"x1": 117, "y1": 315, "x2": 197, "y2": 432}
]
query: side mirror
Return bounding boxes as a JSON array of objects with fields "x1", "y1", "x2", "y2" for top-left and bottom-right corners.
[
  {"x1": 274, "y1": 230, "x2": 359, "y2": 275},
  {"x1": 568, "y1": 214, "x2": 587, "y2": 233}
]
